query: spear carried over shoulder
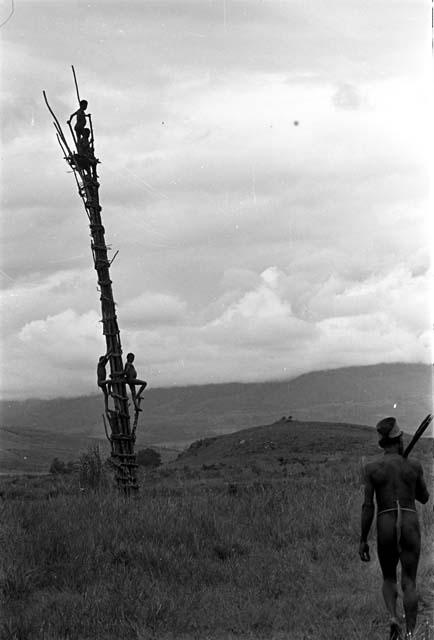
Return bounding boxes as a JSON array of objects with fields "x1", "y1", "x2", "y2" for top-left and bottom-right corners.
[{"x1": 403, "y1": 414, "x2": 433, "y2": 458}]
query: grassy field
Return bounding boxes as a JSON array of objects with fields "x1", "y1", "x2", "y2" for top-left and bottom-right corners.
[{"x1": 1, "y1": 422, "x2": 433, "y2": 640}]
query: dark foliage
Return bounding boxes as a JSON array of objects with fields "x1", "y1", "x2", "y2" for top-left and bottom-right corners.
[{"x1": 136, "y1": 447, "x2": 162, "y2": 468}]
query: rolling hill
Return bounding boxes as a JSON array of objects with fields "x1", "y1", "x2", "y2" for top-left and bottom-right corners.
[
  {"x1": 0, "y1": 362, "x2": 431, "y2": 472},
  {"x1": 171, "y1": 418, "x2": 380, "y2": 473}
]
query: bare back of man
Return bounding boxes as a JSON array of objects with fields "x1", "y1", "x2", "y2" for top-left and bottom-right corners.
[{"x1": 362, "y1": 448, "x2": 429, "y2": 638}]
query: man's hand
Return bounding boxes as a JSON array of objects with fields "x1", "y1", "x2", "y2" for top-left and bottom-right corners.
[{"x1": 359, "y1": 541, "x2": 370, "y2": 562}]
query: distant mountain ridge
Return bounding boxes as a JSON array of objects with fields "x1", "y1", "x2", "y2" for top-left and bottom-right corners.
[{"x1": 0, "y1": 363, "x2": 431, "y2": 472}]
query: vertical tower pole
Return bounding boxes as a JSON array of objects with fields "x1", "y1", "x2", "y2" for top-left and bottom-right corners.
[
  {"x1": 82, "y1": 174, "x2": 139, "y2": 492},
  {"x1": 43, "y1": 75, "x2": 139, "y2": 493}
]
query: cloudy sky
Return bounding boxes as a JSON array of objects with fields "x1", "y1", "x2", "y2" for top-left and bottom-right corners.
[{"x1": 0, "y1": 0, "x2": 432, "y2": 400}]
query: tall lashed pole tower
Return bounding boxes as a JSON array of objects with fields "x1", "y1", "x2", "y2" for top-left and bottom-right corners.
[{"x1": 44, "y1": 68, "x2": 141, "y2": 492}]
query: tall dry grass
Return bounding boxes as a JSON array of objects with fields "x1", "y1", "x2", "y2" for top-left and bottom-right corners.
[{"x1": 1, "y1": 458, "x2": 433, "y2": 640}]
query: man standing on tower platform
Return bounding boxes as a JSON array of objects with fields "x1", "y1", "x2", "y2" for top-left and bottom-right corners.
[
  {"x1": 68, "y1": 99, "x2": 89, "y2": 142},
  {"x1": 359, "y1": 417, "x2": 430, "y2": 640}
]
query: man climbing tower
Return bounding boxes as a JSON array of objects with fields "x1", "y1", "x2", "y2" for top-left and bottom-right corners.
[
  {"x1": 76, "y1": 127, "x2": 93, "y2": 155},
  {"x1": 75, "y1": 127, "x2": 98, "y2": 177},
  {"x1": 97, "y1": 350, "x2": 112, "y2": 412},
  {"x1": 359, "y1": 417, "x2": 430, "y2": 639},
  {"x1": 124, "y1": 352, "x2": 147, "y2": 411},
  {"x1": 68, "y1": 99, "x2": 88, "y2": 143}
]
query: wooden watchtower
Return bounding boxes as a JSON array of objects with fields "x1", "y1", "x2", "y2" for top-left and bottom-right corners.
[{"x1": 43, "y1": 68, "x2": 141, "y2": 492}]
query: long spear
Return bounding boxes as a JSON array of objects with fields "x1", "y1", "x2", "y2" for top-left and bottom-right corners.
[
  {"x1": 71, "y1": 64, "x2": 81, "y2": 103},
  {"x1": 403, "y1": 414, "x2": 433, "y2": 458}
]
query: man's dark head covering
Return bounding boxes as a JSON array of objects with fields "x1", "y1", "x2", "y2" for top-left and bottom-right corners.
[{"x1": 376, "y1": 417, "x2": 403, "y2": 442}]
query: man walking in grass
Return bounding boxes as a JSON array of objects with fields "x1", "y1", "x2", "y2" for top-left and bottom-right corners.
[{"x1": 359, "y1": 417, "x2": 430, "y2": 640}]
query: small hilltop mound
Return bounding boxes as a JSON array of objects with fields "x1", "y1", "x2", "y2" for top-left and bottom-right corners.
[
  {"x1": 171, "y1": 419, "x2": 379, "y2": 472},
  {"x1": 164, "y1": 419, "x2": 432, "y2": 490}
]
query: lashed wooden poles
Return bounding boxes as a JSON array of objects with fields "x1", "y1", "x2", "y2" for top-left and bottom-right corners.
[
  {"x1": 43, "y1": 73, "x2": 140, "y2": 493},
  {"x1": 81, "y1": 174, "x2": 139, "y2": 492}
]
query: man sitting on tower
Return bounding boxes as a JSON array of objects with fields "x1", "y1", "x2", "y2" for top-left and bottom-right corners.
[
  {"x1": 124, "y1": 352, "x2": 147, "y2": 412},
  {"x1": 68, "y1": 99, "x2": 88, "y2": 143},
  {"x1": 97, "y1": 350, "x2": 113, "y2": 412}
]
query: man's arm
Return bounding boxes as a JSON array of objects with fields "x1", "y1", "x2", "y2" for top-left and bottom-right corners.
[
  {"x1": 415, "y1": 462, "x2": 430, "y2": 504},
  {"x1": 359, "y1": 467, "x2": 375, "y2": 561},
  {"x1": 67, "y1": 109, "x2": 79, "y2": 124},
  {"x1": 101, "y1": 351, "x2": 112, "y2": 366}
]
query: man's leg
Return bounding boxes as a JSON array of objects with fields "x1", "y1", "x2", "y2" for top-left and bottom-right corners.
[
  {"x1": 128, "y1": 380, "x2": 146, "y2": 409},
  {"x1": 400, "y1": 516, "x2": 421, "y2": 636},
  {"x1": 382, "y1": 581, "x2": 400, "y2": 640},
  {"x1": 136, "y1": 380, "x2": 147, "y2": 400},
  {"x1": 98, "y1": 383, "x2": 109, "y2": 412},
  {"x1": 378, "y1": 514, "x2": 400, "y2": 639},
  {"x1": 126, "y1": 383, "x2": 142, "y2": 411},
  {"x1": 128, "y1": 383, "x2": 137, "y2": 405}
]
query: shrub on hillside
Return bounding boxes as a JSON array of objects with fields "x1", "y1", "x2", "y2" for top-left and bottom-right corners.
[
  {"x1": 136, "y1": 448, "x2": 162, "y2": 468},
  {"x1": 79, "y1": 445, "x2": 108, "y2": 490},
  {"x1": 49, "y1": 458, "x2": 66, "y2": 474},
  {"x1": 49, "y1": 458, "x2": 76, "y2": 475}
]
